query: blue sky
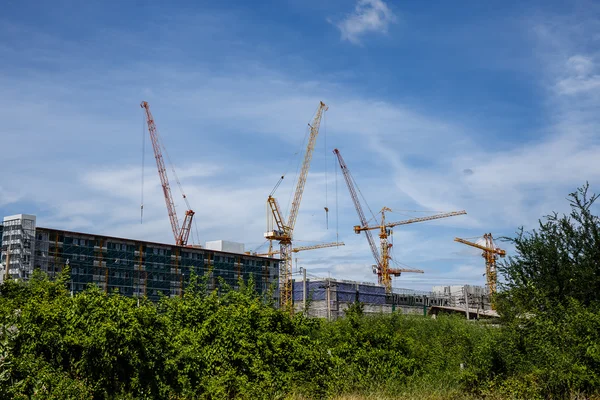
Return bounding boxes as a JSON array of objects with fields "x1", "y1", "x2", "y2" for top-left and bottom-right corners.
[{"x1": 2, "y1": 0, "x2": 600, "y2": 290}]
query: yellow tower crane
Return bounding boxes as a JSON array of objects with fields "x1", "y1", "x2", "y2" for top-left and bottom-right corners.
[
  {"x1": 454, "y1": 234, "x2": 506, "y2": 299},
  {"x1": 333, "y1": 148, "x2": 467, "y2": 293},
  {"x1": 357, "y1": 207, "x2": 467, "y2": 293},
  {"x1": 265, "y1": 101, "x2": 328, "y2": 312}
]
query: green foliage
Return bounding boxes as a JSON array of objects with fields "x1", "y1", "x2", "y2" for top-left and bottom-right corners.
[
  {"x1": 461, "y1": 299, "x2": 600, "y2": 399},
  {"x1": 498, "y1": 183, "x2": 600, "y2": 314},
  {"x1": 2, "y1": 184, "x2": 600, "y2": 399},
  {"x1": 463, "y1": 184, "x2": 600, "y2": 399},
  {"x1": 0, "y1": 270, "x2": 498, "y2": 399}
]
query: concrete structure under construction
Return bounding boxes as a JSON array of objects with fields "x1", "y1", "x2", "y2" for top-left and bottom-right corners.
[
  {"x1": 293, "y1": 278, "x2": 452, "y2": 319},
  {"x1": 432, "y1": 284, "x2": 491, "y2": 310},
  {"x1": 0, "y1": 214, "x2": 279, "y2": 302}
]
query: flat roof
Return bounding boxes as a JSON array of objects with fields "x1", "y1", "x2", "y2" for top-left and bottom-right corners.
[
  {"x1": 36, "y1": 226, "x2": 276, "y2": 261},
  {"x1": 3, "y1": 214, "x2": 36, "y2": 222}
]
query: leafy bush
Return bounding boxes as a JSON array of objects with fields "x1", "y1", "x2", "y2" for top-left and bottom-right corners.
[{"x1": 0, "y1": 270, "x2": 497, "y2": 399}]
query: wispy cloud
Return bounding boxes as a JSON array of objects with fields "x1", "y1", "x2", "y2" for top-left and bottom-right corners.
[
  {"x1": 334, "y1": 0, "x2": 397, "y2": 45},
  {"x1": 2, "y1": 4, "x2": 600, "y2": 291},
  {"x1": 555, "y1": 55, "x2": 600, "y2": 95},
  {"x1": 0, "y1": 187, "x2": 20, "y2": 208}
]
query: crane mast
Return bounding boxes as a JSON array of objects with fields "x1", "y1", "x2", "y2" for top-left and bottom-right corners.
[
  {"x1": 141, "y1": 101, "x2": 195, "y2": 246},
  {"x1": 266, "y1": 101, "x2": 328, "y2": 312}
]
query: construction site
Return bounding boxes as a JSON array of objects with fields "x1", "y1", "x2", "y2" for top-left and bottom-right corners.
[{"x1": 0, "y1": 101, "x2": 505, "y2": 317}]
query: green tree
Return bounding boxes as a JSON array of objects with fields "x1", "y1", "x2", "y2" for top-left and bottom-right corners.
[{"x1": 498, "y1": 183, "x2": 600, "y2": 316}]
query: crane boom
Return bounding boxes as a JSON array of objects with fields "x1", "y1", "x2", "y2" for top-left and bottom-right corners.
[
  {"x1": 287, "y1": 101, "x2": 328, "y2": 231},
  {"x1": 454, "y1": 237, "x2": 506, "y2": 256},
  {"x1": 257, "y1": 241, "x2": 345, "y2": 257},
  {"x1": 389, "y1": 267, "x2": 424, "y2": 275},
  {"x1": 265, "y1": 101, "x2": 328, "y2": 313},
  {"x1": 141, "y1": 101, "x2": 194, "y2": 246},
  {"x1": 333, "y1": 148, "x2": 382, "y2": 267},
  {"x1": 355, "y1": 210, "x2": 467, "y2": 233}
]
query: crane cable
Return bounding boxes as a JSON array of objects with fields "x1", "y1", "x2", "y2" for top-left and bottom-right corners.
[
  {"x1": 158, "y1": 132, "x2": 191, "y2": 211},
  {"x1": 335, "y1": 152, "x2": 339, "y2": 244},
  {"x1": 285, "y1": 109, "x2": 314, "y2": 221},
  {"x1": 192, "y1": 218, "x2": 201, "y2": 247},
  {"x1": 140, "y1": 112, "x2": 146, "y2": 224},
  {"x1": 351, "y1": 169, "x2": 378, "y2": 226},
  {"x1": 324, "y1": 111, "x2": 329, "y2": 229},
  {"x1": 270, "y1": 175, "x2": 284, "y2": 197}
]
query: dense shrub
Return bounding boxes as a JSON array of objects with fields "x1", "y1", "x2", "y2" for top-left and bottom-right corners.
[
  {"x1": 0, "y1": 270, "x2": 496, "y2": 399},
  {"x1": 0, "y1": 270, "x2": 599, "y2": 399}
]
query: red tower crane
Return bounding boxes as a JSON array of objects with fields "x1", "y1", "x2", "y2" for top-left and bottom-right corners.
[{"x1": 141, "y1": 101, "x2": 195, "y2": 246}]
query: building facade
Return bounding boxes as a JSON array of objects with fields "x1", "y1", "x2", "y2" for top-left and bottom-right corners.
[
  {"x1": 1, "y1": 214, "x2": 37, "y2": 282},
  {"x1": 0, "y1": 215, "x2": 279, "y2": 301}
]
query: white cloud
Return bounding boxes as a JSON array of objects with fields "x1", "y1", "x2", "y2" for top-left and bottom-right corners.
[
  {"x1": 3, "y1": 8, "x2": 600, "y2": 292},
  {"x1": 334, "y1": 0, "x2": 397, "y2": 45},
  {"x1": 0, "y1": 186, "x2": 20, "y2": 207},
  {"x1": 555, "y1": 55, "x2": 600, "y2": 95}
]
